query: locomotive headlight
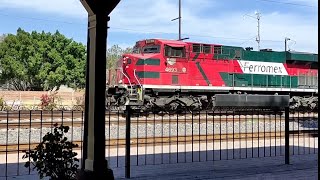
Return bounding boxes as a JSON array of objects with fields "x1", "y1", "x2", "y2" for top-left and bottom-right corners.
[
  {"x1": 123, "y1": 56, "x2": 132, "y2": 65},
  {"x1": 123, "y1": 56, "x2": 128, "y2": 64}
]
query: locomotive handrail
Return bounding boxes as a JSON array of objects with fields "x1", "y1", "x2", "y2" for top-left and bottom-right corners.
[
  {"x1": 134, "y1": 69, "x2": 142, "y2": 88},
  {"x1": 120, "y1": 68, "x2": 133, "y2": 94}
]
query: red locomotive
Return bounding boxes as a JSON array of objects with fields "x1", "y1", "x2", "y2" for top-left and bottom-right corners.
[{"x1": 106, "y1": 39, "x2": 318, "y2": 112}]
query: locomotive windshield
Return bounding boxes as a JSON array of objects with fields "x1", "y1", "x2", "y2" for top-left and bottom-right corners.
[
  {"x1": 164, "y1": 45, "x2": 186, "y2": 57},
  {"x1": 142, "y1": 45, "x2": 160, "y2": 53}
]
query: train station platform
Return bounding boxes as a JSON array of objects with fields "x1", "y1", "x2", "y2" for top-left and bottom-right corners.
[
  {"x1": 117, "y1": 154, "x2": 318, "y2": 180},
  {"x1": 1, "y1": 154, "x2": 317, "y2": 180}
]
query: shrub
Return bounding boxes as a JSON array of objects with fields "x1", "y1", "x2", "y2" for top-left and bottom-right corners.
[
  {"x1": 40, "y1": 91, "x2": 59, "y2": 110},
  {"x1": 0, "y1": 97, "x2": 4, "y2": 110},
  {"x1": 22, "y1": 124, "x2": 79, "y2": 180},
  {"x1": 74, "y1": 94, "x2": 85, "y2": 110},
  {"x1": 0, "y1": 97, "x2": 12, "y2": 111}
]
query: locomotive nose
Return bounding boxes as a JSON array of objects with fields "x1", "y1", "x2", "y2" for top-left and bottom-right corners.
[
  {"x1": 121, "y1": 55, "x2": 132, "y2": 67},
  {"x1": 122, "y1": 56, "x2": 128, "y2": 64}
]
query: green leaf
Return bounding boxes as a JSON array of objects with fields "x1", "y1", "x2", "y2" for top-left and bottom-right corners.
[
  {"x1": 24, "y1": 161, "x2": 30, "y2": 168},
  {"x1": 0, "y1": 28, "x2": 86, "y2": 90},
  {"x1": 21, "y1": 125, "x2": 79, "y2": 179}
]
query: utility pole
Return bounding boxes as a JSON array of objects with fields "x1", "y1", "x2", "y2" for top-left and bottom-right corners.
[
  {"x1": 172, "y1": 0, "x2": 184, "y2": 41},
  {"x1": 285, "y1": 37, "x2": 290, "y2": 59},
  {"x1": 179, "y1": 0, "x2": 181, "y2": 40},
  {"x1": 244, "y1": 11, "x2": 261, "y2": 50},
  {"x1": 255, "y1": 11, "x2": 261, "y2": 51}
]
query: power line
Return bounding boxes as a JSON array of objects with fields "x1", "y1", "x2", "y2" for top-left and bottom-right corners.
[
  {"x1": 256, "y1": 0, "x2": 316, "y2": 8},
  {"x1": 111, "y1": 26, "x2": 254, "y2": 41},
  {"x1": 238, "y1": 36, "x2": 257, "y2": 46},
  {"x1": 0, "y1": 12, "x2": 289, "y2": 44},
  {"x1": 107, "y1": 27, "x2": 284, "y2": 43},
  {"x1": 0, "y1": 12, "x2": 83, "y2": 25}
]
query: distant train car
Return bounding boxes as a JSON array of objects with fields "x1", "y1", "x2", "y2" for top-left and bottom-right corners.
[{"x1": 106, "y1": 39, "x2": 318, "y2": 112}]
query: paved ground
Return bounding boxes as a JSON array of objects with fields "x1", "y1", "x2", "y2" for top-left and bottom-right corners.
[
  {"x1": 115, "y1": 154, "x2": 318, "y2": 180},
  {"x1": 0, "y1": 154, "x2": 317, "y2": 180},
  {"x1": 0, "y1": 136, "x2": 317, "y2": 179}
]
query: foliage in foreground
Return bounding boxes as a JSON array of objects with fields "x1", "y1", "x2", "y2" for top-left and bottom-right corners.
[{"x1": 22, "y1": 124, "x2": 79, "y2": 180}]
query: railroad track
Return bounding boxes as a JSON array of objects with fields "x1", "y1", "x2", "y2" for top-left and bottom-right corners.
[
  {"x1": 0, "y1": 113, "x2": 317, "y2": 123},
  {"x1": 0, "y1": 114, "x2": 318, "y2": 129},
  {"x1": 0, "y1": 121, "x2": 84, "y2": 129},
  {"x1": 0, "y1": 130, "x2": 317, "y2": 154},
  {"x1": 0, "y1": 117, "x2": 299, "y2": 129},
  {"x1": 0, "y1": 110, "x2": 317, "y2": 121},
  {"x1": 0, "y1": 111, "x2": 84, "y2": 120}
]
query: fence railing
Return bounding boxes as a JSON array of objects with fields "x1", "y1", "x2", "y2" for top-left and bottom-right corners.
[{"x1": 0, "y1": 107, "x2": 318, "y2": 178}]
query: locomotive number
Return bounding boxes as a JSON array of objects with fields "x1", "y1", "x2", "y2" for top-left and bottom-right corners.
[{"x1": 165, "y1": 67, "x2": 178, "y2": 72}]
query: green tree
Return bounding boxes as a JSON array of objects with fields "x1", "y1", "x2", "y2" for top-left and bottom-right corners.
[
  {"x1": 0, "y1": 28, "x2": 86, "y2": 91},
  {"x1": 0, "y1": 34, "x2": 5, "y2": 42},
  {"x1": 106, "y1": 45, "x2": 132, "y2": 70}
]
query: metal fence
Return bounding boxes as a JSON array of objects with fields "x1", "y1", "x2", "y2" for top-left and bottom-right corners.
[{"x1": 0, "y1": 107, "x2": 318, "y2": 178}]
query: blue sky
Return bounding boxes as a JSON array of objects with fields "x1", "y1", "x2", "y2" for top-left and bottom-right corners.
[{"x1": 0, "y1": 0, "x2": 318, "y2": 53}]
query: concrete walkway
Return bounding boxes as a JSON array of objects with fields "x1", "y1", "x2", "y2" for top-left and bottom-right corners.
[
  {"x1": 117, "y1": 154, "x2": 318, "y2": 180},
  {"x1": 2, "y1": 154, "x2": 316, "y2": 180}
]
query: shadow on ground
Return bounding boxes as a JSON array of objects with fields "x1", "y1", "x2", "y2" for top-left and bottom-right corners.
[{"x1": 0, "y1": 145, "x2": 317, "y2": 179}]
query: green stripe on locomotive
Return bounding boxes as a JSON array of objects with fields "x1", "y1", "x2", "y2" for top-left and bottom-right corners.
[
  {"x1": 220, "y1": 72, "x2": 298, "y2": 88},
  {"x1": 242, "y1": 51, "x2": 285, "y2": 63},
  {"x1": 214, "y1": 46, "x2": 317, "y2": 63},
  {"x1": 288, "y1": 52, "x2": 318, "y2": 62},
  {"x1": 136, "y1": 71, "x2": 160, "y2": 78},
  {"x1": 136, "y1": 58, "x2": 160, "y2": 65}
]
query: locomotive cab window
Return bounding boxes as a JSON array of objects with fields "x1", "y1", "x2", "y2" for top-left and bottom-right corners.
[
  {"x1": 142, "y1": 45, "x2": 160, "y2": 53},
  {"x1": 164, "y1": 45, "x2": 186, "y2": 58}
]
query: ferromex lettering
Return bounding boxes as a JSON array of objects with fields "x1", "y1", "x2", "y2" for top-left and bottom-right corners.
[{"x1": 238, "y1": 60, "x2": 288, "y2": 75}]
